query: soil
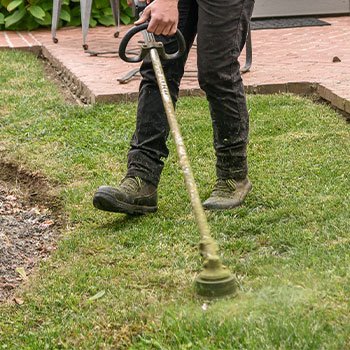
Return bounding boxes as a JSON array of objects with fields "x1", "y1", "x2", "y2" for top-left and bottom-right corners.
[
  {"x1": 0, "y1": 55, "x2": 77, "y2": 303},
  {"x1": 0, "y1": 162, "x2": 64, "y2": 302}
]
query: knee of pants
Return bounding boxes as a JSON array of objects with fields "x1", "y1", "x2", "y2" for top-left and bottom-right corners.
[
  {"x1": 140, "y1": 58, "x2": 184, "y2": 100},
  {"x1": 198, "y1": 59, "x2": 241, "y2": 95}
]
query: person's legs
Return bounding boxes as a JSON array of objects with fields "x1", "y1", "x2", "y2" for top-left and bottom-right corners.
[{"x1": 196, "y1": 0, "x2": 255, "y2": 209}]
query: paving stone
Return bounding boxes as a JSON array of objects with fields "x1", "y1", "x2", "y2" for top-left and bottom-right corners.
[{"x1": 1, "y1": 16, "x2": 350, "y2": 117}]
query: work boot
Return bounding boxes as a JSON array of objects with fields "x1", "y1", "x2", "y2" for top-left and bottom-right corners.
[
  {"x1": 93, "y1": 176, "x2": 158, "y2": 215},
  {"x1": 203, "y1": 178, "x2": 252, "y2": 210}
]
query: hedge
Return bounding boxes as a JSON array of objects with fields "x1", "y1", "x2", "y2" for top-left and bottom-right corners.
[{"x1": 0, "y1": 0, "x2": 133, "y2": 30}]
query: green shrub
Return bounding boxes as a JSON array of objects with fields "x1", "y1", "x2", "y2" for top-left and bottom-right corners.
[{"x1": 0, "y1": 0, "x2": 133, "y2": 30}]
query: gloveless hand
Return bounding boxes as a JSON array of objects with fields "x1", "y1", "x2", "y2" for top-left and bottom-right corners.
[{"x1": 135, "y1": 0, "x2": 179, "y2": 36}]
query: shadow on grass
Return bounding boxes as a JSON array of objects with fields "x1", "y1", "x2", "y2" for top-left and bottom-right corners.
[{"x1": 97, "y1": 213, "x2": 147, "y2": 231}]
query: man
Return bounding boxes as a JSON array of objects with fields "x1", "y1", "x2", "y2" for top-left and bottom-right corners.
[{"x1": 93, "y1": 0, "x2": 255, "y2": 214}]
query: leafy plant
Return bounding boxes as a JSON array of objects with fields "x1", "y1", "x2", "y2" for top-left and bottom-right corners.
[{"x1": 0, "y1": 0, "x2": 133, "y2": 30}]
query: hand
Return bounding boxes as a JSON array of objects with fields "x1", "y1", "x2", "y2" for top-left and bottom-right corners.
[{"x1": 134, "y1": 0, "x2": 179, "y2": 36}]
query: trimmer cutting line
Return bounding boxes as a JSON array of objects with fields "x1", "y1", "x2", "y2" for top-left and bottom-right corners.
[{"x1": 119, "y1": 10, "x2": 236, "y2": 298}]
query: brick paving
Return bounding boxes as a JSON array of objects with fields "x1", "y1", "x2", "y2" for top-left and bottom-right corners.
[{"x1": 1, "y1": 16, "x2": 350, "y2": 114}]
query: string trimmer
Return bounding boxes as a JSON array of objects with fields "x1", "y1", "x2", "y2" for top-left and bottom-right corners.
[{"x1": 118, "y1": 5, "x2": 236, "y2": 298}]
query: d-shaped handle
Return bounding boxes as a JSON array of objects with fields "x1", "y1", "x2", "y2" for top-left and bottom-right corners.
[{"x1": 119, "y1": 23, "x2": 186, "y2": 63}]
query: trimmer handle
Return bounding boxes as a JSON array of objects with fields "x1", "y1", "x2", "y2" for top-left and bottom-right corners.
[{"x1": 118, "y1": 23, "x2": 186, "y2": 63}]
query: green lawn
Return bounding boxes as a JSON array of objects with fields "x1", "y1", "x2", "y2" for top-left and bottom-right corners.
[{"x1": 0, "y1": 50, "x2": 349, "y2": 349}]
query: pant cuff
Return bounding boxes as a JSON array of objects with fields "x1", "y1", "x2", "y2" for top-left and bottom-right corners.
[{"x1": 126, "y1": 169, "x2": 160, "y2": 187}]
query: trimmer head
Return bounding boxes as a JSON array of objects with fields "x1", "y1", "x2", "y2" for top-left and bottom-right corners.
[
  {"x1": 195, "y1": 256, "x2": 237, "y2": 298},
  {"x1": 195, "y1": 274, "x2": 236, "y2": 298}
]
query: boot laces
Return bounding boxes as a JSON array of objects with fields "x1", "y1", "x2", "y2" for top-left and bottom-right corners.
[
  {"x1": 212, "y1": 179, "x2": 237, "y2": 197},
  {"x1": 120, "y1": 177, "x2": 143, "y2": 194}
]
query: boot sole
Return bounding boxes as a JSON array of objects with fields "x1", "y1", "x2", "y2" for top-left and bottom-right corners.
[{"x1": 93, "y1": 191, "x2": 157, "y2": 215}]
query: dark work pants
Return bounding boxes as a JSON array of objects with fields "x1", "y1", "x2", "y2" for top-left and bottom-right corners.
[{"x1": 127, "y1": 0, "x2": 255, "y2": 187}]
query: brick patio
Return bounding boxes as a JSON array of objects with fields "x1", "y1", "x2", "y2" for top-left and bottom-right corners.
[{"x1": 1, "y1": 16, "x2": 350, "y2": 115}]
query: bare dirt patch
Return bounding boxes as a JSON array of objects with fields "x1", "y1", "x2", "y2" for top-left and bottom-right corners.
[{"x1": 0, "y1": 162, "x2": 64, "y2": 302}]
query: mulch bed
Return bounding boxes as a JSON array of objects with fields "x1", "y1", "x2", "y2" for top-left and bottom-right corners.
[{"x1": 0, "y1": 165, "x2": 62, "y2": 303}]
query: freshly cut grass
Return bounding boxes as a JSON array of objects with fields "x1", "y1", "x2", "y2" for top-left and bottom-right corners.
[{"x1": 0, "y1": 50, "x2": 349, "y2": 349}]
